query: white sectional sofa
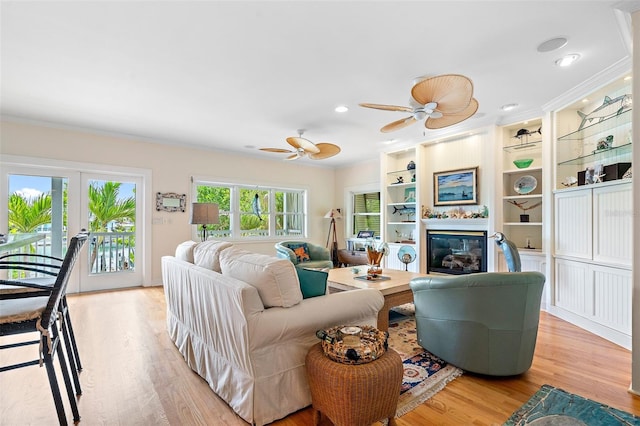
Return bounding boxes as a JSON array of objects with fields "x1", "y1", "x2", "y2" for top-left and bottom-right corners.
[{"x1": 161, "y1": 240, "x2": 384, "y2": 426}]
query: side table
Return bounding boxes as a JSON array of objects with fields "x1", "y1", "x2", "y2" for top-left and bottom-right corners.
[{"x1": 305, "y1": 342, "x2": 403, "y2": 426}]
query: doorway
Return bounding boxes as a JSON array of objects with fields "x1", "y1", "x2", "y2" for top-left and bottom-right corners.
[{"x1": 2, "y1": 161, "x2": 148, "y2": 292}]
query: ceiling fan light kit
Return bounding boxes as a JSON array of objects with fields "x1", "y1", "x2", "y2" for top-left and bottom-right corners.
[{"x1": 360, "y1": 74, "x2": 479, "y2": 132}]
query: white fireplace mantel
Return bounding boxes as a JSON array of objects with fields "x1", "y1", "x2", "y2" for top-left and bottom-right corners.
[{"x1": 421, "y1": 218, "x2": 489, "y2": 231}]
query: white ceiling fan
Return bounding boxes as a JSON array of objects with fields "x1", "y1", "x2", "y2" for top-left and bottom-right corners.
[{"x1": 360, "y1": 74, "x2": 479, "y2": 132}]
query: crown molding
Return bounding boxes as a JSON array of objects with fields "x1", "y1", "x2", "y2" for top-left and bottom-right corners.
[{"x1": 541, "y1": 57, "x2": 632, "y2": 112}]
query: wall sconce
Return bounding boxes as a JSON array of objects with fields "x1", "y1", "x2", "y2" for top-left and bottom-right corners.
[{"x1": 190, "y1": 203, "x2": 219, "y2": 242}]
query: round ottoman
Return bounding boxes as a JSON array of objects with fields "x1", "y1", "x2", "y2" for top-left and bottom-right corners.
[{"x1": 305, "y1": 342, "x2": 403, "y2": 426}]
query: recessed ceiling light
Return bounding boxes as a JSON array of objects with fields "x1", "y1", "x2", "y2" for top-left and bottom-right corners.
[
  {"x1": 501, "y1": 103, "x2": 518, "y2": 112},
  {"x1": 582, "y1": 98, "x2": 589, "y2": 103},
  {"x1": 555, "y1": 53, "x2": 580, "y2": 67},
  {"x1": 334, "y1": 105, "x2": 349, "y2": 113},
  {"x1": 383, "y1": 139, "x2": 396, "y2": 145},
  {"x1": 537, "y1": 37, "x2": 568, "y2": 53},
  {"x1": 624, "y1": 76, "x2": 632, "y2": 81}
]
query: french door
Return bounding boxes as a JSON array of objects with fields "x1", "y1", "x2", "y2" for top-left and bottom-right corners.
[{"x1": 2, "y1": 163, "x2": 145, "y2": 293}]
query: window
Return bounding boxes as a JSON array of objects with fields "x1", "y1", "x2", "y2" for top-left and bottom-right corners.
[
  {"x1": 352, "y1": 192, "x2": 380, "y2": 236},
  {"x1": 194, "y1": 180, "x2": 307, "y2": 239}
]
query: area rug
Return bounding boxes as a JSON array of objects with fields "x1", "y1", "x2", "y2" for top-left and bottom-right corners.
[
  {"x1": 388, "y1": 304, "x2": 464, "y2": 417},
  {"x1": 504, "y1": 384, "x2": 640, "y2": 425}
]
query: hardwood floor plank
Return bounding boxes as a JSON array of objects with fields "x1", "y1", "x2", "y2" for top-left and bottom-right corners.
[{"x1": 0, "y1": 287, "x2": 637, "y2": 425}]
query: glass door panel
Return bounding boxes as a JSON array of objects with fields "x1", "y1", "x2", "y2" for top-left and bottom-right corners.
[{"x1": 80, "y1": 174, "x2": 142, "y2": 291}]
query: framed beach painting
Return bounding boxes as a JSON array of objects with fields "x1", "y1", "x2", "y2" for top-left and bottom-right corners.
[{"x1": 433, "y1": 167, "x2": 478, "y2": 206}]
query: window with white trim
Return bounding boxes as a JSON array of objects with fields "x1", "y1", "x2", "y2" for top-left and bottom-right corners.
[
  {"x1": 194, "y1": 180, "x2": 307, "y2": 239},
  {"x1": 352, "y1": 191, "x2": 380, "y2": 237}
]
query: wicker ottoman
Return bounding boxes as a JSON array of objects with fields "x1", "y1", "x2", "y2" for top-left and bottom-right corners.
[{"x1": 305, "y1": 342, "x2": 403, "y2": 426}]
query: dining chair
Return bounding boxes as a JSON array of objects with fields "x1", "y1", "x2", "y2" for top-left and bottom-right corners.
[
  {"x1": 0, "y1": 232, "x2": 88, "y2": 425},
  {"x1": 0, "y1": 233, "x2": 89, "y2": 395}
]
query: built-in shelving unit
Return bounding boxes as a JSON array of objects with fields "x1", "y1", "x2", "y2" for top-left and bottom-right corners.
[
  {"x1": 498, "y1": 120, "x2": 544, "y2": 259},
  {"x1": 551, "y1": 74, "x2": 633, "y2": 349},
  {"x1": 555, "y1": 79, "x2": 632, "y2": 190},
  {"x1": 381, "y1": 149, "x2": 419, "y2": 272}
]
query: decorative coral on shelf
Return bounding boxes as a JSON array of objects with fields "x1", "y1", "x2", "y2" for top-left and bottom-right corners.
[
  {"x1": 507, "y1": 200, "x2": 542, "y2": 223},
  {"x1": 506, "y1": 200, "x2": 542, "y2": 212}
]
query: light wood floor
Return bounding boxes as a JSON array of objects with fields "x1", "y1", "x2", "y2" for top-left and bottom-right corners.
[{"x1": 1, "y1": 287, "x2": 638, "y2": 425}]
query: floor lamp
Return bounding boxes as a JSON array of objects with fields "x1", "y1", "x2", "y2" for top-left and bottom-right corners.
[
  {"x1": 190, "y1": 203, "x2": 219, "y2": 242},
  {"x1": 324, "y1": 208, "x2": 341, "y2": 266}
]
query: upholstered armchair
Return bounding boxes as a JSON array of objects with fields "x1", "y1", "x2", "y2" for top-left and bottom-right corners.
[
  {"x1": 409, "y1": 271, "x2": 545, "y2": 376},
  {"x1": 275, "y1": 241, "x2": 334, "y2": 270}
]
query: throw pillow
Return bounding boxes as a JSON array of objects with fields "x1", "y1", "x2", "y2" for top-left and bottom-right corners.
[
  {"x1": 287, "y1": 242, "x2": 311, "y2": 263},
  {"x1": 193, "y1": 240, "x2": 233, "y2": 273},
  {"x1": 175, "y1": 240, "x2": 198, "y2": 263},
  {"x1": 296, "y1": 267, "x2": 328, "y2": 299},
  {"x1": 219, "y1": 247, "x2": 303, "y2": 308}
]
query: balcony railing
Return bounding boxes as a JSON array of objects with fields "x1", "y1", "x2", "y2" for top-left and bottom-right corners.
[
  {"x1": 1, "y1": 231, "x2": 136, "y2": 278},
  {"x1": 89, "y1": 232, "x2": 135, "y2": 274}
]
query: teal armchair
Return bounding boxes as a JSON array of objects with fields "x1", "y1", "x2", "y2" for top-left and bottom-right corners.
[
  {"x1": 274, "y1": 241, "x2": 334, "y2": 270},
  {"x1": 409, "y1": 271, "x2": 545, "y2": 376}
]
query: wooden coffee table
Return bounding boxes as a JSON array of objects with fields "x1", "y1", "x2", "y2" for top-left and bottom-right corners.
[{"x1": 327, "y1": 268, "x2": 429, "y2": 331}]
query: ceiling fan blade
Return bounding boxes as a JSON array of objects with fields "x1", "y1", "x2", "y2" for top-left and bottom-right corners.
[
  {"x1": 260, "y1": 148, "x2": 294, "y2": 153},
  {"x1": 286, "y1": 136, "x2": 320, "y2": 154},
  {"x1": 380, "y1": 116, "x2": 417, "y2": 132},
  {"x1": 284, "y1": 153, "x2": 301, "y2": 160},
  {"x1": 411, "y1": 74, "x2": 473, "y2": 114},
  {"x1": 425, "y1": 98, "x2": 479, "y2": 130},
  {"x1": 359, "y1": 103, "x2": 413, "y2": 112},
  {"x1": 308, "y1": 143, "x2": 341, "y2": 160}
]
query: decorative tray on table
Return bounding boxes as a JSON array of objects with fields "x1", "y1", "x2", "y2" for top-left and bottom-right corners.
[
  {"x1": 316, "y1": 325, "x2": 388, "y2": 364},
  {"x1": 354, "y1": 275, "x2": 390, "y2": 282}
]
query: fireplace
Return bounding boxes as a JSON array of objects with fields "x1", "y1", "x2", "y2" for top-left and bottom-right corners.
[{"x1": 426, "y1": 230, "x2": 487, "y2": 275}]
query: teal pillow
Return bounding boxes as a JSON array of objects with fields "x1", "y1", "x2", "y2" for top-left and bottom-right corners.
[
  {"x1": 296, "y1": 267, "x2": 328, "y2": 299},
  {"x1": 287, "y1": 242, "x2": 311, "y2": 263}
]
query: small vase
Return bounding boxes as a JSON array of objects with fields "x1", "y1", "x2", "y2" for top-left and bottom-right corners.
[{"x1": 520, "y1": 214, "x2": 530, "y2": 223}]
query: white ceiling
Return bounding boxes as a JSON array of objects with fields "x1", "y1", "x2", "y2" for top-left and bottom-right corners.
[{"x1": 1, "y1": 1, "x2": 637, "y2": 167}]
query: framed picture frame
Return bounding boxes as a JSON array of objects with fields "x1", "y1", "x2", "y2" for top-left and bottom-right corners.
[
  {"x1": 357, "y1": 230, "x2": 375, "y2": 239},
  {"x1": 433, "y1": 167, "x2": 478, "y2": 206},
  {"x1": 404, "y1": 187, "x2": 416, "y2": 202},
  {"x1": 156, "y1": 192, "x2": 186, "y2": 212}
]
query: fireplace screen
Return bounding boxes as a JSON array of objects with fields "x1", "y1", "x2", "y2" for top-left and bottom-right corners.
[{"x1": 427, "y1": 230, "x2": 487, "y2": 275}]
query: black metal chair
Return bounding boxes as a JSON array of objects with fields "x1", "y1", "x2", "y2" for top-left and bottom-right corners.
[
  {"x1": 0, "y1": 232, "x2": 88, "y2": 425},
  {"x1": 0, "y1": 250, "x2": 84, "y2": 394}
]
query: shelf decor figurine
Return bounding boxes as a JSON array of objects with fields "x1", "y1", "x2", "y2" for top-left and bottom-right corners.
[{"x1": 507, "y1": 200, "x2": 542, "y2": 223}]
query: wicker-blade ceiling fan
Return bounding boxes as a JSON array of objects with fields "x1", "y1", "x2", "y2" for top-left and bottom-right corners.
[
  {"x1": 260, "y1": 130, "x2": 341, "y2": 160},
  {"x1": 360, "y1": 74, "x2": 479, "y2": 132}
]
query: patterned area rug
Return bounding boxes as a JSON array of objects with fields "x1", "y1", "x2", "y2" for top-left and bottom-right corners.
[
  {"x1": 504, "y1": 384, "x2": 640, "y2": 425},
  {"x1": 387, "y1": 304, "x2": 464, "y2": 417}
]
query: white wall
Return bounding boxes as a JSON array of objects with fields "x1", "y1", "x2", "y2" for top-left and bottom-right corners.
[{"x1": 0, "y1": 120, "x2": 336, "y2": 285}]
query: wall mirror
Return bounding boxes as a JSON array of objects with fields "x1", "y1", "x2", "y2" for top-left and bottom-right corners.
[{"x1": 156, "y1": 192, "x2": 186, "y2": 212}]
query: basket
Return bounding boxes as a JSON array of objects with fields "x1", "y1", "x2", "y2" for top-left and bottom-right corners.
[{"x1": 319, "y1": 325, "x2": 388, "y2": 365}]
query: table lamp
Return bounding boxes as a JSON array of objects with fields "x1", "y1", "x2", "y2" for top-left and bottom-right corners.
[{"x1": 190, "y1": 203, "x2": 219, "y2": 242}]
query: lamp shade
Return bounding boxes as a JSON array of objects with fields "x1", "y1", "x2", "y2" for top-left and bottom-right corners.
[
  {"x1": 324, "y1": 208, "x2": 342, "y2": 220},
  {"x1": 190, "y1": 203, "x2": 219, "y2": 225}
]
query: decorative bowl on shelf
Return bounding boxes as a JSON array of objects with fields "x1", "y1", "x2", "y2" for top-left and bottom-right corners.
[
  {"x1": 514, "y1": 175, "x2": 538, "y2": 194},
  {"x1": 513, "y1": 158, "x2": 534, "y2": 169}
]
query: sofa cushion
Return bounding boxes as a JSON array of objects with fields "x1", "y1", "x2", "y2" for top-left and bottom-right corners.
[
  {"x1": 193, "y1": 240, "x2": 233, "y2": 273},
  {"x1": 287, "y1": 242, "x2": 311, "y2": 263},
  {"x1": 175, "y1": 240, "x2": 198, "y2": 263},
  {"x1": 296, "y1": 267, "x2": 328, "y2": 299},
  {"x1": 220, "y1": 247, "x2": 303, "y2": 308}
]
